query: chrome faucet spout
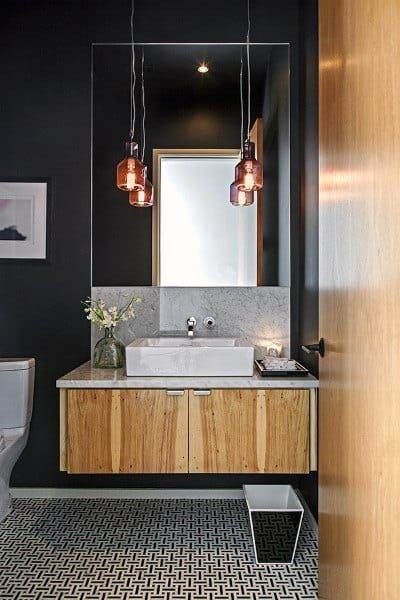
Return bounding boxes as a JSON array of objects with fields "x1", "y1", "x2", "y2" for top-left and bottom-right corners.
[{"x1": 186, "y1": 317, "x2": 197, "y2": 338}]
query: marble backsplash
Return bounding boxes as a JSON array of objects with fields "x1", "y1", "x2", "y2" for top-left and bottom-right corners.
[{"x1": 91, "y1": 287, "x2": 290, "y2": 357}]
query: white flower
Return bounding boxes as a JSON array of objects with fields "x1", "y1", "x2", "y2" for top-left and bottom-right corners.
[{"x1": 81, "y1": 295, "x2": 141, "y2": 331}]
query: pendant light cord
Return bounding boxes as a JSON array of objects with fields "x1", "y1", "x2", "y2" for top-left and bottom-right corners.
[
  {"x1": 246, "y1": 0, "x2": 251, "y2": 140},
  {"x1": 130, "y1": 0, "x2": 136, "y2": 138},
  {"x1": 141, "y1": 48, "x2": 146, "y2": 163}
]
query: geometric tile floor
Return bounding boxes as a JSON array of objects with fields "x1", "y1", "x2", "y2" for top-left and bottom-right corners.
[{"x1": 0, "y1": 499, "x2": 318, "y2": 599}]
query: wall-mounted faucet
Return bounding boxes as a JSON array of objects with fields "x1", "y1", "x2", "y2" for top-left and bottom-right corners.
[
  {"x1": 203, "y1": 316, "x2": 216, "y2": 329},
  {"x1": 186, "y1": 317, "x2": 197, "y2": 337}
]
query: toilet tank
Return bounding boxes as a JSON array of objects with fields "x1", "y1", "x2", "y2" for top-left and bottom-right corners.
[{"x1": 0, "y1": 358, "x2": 35, "y2": 429}]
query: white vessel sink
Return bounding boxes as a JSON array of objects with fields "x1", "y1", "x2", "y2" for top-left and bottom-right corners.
[{"x1": 125, "y1": 337, "x2": 254, "y2": 377}]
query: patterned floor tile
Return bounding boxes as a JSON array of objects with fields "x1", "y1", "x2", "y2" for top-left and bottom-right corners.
[{"x1": 0, "y1": 499, "x2": 317, "y2": 599}]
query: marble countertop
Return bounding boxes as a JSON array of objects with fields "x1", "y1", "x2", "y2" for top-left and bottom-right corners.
[{"x1": 56, "y1": 361, "x2": 319, "y2": 389}]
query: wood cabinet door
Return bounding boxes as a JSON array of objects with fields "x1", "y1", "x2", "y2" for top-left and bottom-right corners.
[
  {"x1": 67, "y1": 389, "x2": 188, "y2": 473},
  {"x1": 189, "y1": 389, "x2": 309, "y2": 473}
]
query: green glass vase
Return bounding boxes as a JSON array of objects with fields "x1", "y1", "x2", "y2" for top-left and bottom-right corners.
[{"x1": 93, "y1": 327, "x2": 124, "y2": 369}]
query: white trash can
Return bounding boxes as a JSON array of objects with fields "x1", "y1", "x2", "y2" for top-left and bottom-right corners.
[{"x1": 243, "y1": 484, "x2": 304, "y2": 564}]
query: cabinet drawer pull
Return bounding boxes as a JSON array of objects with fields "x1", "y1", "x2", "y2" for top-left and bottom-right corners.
[
  {"x1": 193, "y1": 390, "x2": 211, "y2": 396},
  {"x1": 166, "y1": 390, "x2": 185, "y2": 396}
]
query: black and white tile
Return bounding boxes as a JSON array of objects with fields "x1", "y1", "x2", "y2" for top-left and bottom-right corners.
[{"x1": 0, "y1": 499, "x2": 317, "y2": 599}]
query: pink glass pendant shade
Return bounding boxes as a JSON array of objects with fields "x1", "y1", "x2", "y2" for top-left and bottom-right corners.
[
  {"x1": 129, "y1": 178, "x2": 154, "y2": 207},
  {"x1": 234, "y1": 140, "x2": 263, "y2": 192},
  {"x1": 117, "y1": 140, "x2": 146, "y2": 192},
  {"x1": 230, "y1": 181, "x2": 254, "y2": 206}
]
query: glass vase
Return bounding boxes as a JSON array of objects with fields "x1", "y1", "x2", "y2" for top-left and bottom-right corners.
[{"x1": 93, "y1": 327, "x2": 124, "y2": 369}]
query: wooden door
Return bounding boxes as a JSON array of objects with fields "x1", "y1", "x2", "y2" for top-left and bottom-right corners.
[
  {"x1": 67, "y1": 389, "x2": 188, "y2": 473},
  {"x1": 189, "y1": 389, "x2": 309, "y2": 473},
  {"x1": 319, "y1": 1, "x2": 400, "y2": 598}
]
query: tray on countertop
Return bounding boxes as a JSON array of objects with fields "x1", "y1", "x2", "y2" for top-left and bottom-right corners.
[{"x1": 254, "y1": 359, "x2": 309, "y2": 377}]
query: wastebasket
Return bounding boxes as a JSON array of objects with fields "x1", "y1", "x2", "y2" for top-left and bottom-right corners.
[{"x1": 243, "y1": 484, "x2": 304, "y2": 564}]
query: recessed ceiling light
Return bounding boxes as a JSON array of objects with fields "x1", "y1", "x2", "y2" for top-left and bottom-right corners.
[{"x1": 197, "y1": 63, "x2": 209, "y2": 74}]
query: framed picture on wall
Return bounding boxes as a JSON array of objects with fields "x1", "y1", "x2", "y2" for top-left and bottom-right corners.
[{"x1": 0, "y1": 179, "x2": 51, "y2": 262}]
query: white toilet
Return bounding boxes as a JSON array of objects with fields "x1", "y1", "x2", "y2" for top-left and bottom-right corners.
[{"x1": 0, "y1": 358, "x2": 34, "y2": 522}]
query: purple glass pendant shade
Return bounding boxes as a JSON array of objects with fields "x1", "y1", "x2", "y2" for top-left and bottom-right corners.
[
  {"x1": 230, "y1": 181, "x2": 254, "y2": 206},
  {"x1": 234, "y1": 140, "x2": 263, "y2": 192},
  {"x1": 117, "y1": 140, "x2": 146, "y2": 192}
]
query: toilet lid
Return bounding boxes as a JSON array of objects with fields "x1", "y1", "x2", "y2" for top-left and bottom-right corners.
[{"x1": 0, "y1": 358, "x2": 35, "y2": 371}]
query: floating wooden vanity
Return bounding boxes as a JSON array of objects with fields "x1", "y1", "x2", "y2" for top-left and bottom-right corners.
[{"x1": 57, "y1": 362, "x2": 318, "y2": 476}]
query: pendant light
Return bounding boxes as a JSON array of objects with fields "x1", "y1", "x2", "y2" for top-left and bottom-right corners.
[
  {"x1": 116, "y1": 0, "x2": 147, "y2": 192},
  {"x1": 129, "y1": 179, "x2": 154, "y2": 207},
  {"x1": 129, "y1": 49, "x2": 154, "y2": 208},
  {"x1": 233, "y1": 0, "x2": 263, "y2": 194},
  {"x1": 234, "y1": 139, "x2": 262, "y2": 192},
  {"x1": 230, "y1": 51, "x2": 254, "y2": 206},
  {"x1": 230, "y1": 182, "x2": 254, "y2": 206}
]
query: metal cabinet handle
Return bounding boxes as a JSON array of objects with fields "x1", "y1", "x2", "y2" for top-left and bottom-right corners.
[
  {"x1": 166, "y1": 390, "x2": 185, "y2": 396},
  {"x1": 192, "y1": 390, "x2": 211, "y2": 396},
  {"x1": 301, "y1": 338, "x2": 325, "y2": 357}
]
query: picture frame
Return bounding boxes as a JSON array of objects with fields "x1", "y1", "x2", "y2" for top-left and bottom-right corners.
[{"x1": 0, "y1": 178, "x2": 51, "y2": 263}]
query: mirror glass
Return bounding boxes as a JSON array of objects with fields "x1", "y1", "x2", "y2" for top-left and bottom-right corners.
[
  {"x1": 92, "y1": 43, "x2": 290, "y2": 287},
  {"x1": 157, "y1": 152, "x2": 256, "y2": 286}
]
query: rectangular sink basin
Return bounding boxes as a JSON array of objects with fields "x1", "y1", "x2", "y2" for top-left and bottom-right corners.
[{"x1": 125, "y1": 337, "x2": 254, "y2": 377}]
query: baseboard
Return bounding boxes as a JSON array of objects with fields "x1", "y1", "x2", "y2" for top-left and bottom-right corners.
[
  {"x1": 10, "y1": 487, "x2": 318, "y2": 534},
  {"x1": 10, "y1": 487, "x2": 245, "y2": 500}
]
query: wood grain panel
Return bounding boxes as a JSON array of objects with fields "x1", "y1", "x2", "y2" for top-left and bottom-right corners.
[
  {"x1": 59, "y1": 389, "x2": 67, "y2": 471},
  {"x1": 67, "y1": 389, "x2": 188, "y2": 474},
  {"x1": 118, "y1": 389, "x2": 188, "y2": 473},
  {"x1": 319, "y1": 1, "x2": 400, "y2": 598},
  {"x1": 189, "y1": 389, "x2": 309, "y2": 473},
  {"x1": 67, "y1": 389, "x2": 113, "y2": 473},
  {"x1": 309, "y1": 388, "x2": 318, "y2": 472}
]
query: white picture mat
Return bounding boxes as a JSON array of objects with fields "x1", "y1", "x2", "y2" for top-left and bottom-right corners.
[{"x1": 0, "y1": 182, "x2": 47, "y2": 259}]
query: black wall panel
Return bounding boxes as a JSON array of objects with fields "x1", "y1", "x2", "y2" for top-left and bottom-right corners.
[{"x1": 297, "y1": 0, "x2": 319, "y2": 518}]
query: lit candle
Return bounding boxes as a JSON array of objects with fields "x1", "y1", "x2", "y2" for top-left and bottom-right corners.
[
  {"x1": 126, "y1": 170, "x2": 136, "y2": 190},
  {"x1": 265, "y1": 342, "x2": 282, "y2": 358},
  {"x1": 244, "y1": 171, "x2": 255, "y2": 190}
]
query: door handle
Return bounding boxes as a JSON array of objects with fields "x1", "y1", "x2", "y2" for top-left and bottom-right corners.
[
  {"x1": 192, "y1": 390, "x2": 211, "y2": 396},
  {"x1": 166, "y1": 390, "x2": 185, "y2": 396},
  {"x1": 301, "y1": 338, "x2": 325, "y2": 357}
]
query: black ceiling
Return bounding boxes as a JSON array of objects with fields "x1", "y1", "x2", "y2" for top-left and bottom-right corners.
[{"x1": 94, "y1": 43, "x2": 280, "y2": 118}]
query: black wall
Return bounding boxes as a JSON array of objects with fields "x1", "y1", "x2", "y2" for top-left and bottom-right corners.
[
  {"x1": 298, "y1": 0, "x2": 319, "y2": 375},
  {"x1": 0, "y1": 0, "x2": 318, "y2": 509},
  {"x1": 262, "y1": 46, "x2": 291, "y2": 286},
  {"x1": 0, "y1": 1, "x2": 92, "y2": 487},
  {"x1": 298, "y1": 0, "x2": 319, "y2": 518}
]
